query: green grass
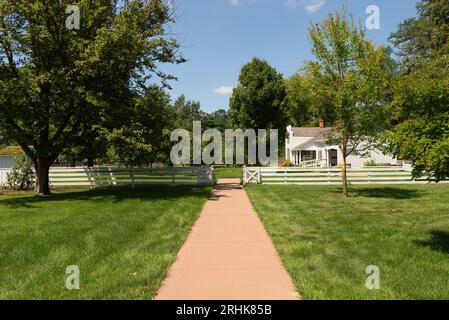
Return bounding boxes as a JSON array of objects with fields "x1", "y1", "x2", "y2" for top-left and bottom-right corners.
[
  {"x1": 0, "y1": 185, "x2": 211, "y2": 299},
  {"x1": 213, "y1": 167, "x2": 243, "y2": 181},
  {"x1": 245, "y1": 184, "x2": 449, "y2": 299}
]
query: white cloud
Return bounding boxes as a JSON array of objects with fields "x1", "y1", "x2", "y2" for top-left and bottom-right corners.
[
  {"x1": 228, "y1": 0, "x2": 242, "y2": 6},
  {"x1": 228, "y1": 0, "x2": 268, "y2": 6},
  {"x1": 213, "y1": 86, "x2": 234, "y2": 95},
  {"x1": 286, "y1": 0, "x2": 326, "y2": 13}
]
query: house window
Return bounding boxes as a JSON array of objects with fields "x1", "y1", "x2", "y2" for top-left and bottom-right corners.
[{"x1": 301, "y1": 151, "x2": 317, "y2": 162}]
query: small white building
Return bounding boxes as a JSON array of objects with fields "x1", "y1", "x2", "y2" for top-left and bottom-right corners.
[
  {"x1": 285, "y1": 123, "x2": 400, "y2": 168},
  {"x1": 0, "y1": 146, "x2": 23, "y2": 186},
  {"x1": 0, "y1": 146, "x2": 22, "y2": 169}
]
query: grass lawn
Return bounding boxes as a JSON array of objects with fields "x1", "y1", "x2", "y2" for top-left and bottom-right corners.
[
  {"x1": 245, "y1": 184, "x2": 449, "y2": 299},
  {"x1": 0, "y1": 185, "x2": 211, "y2": 299},
  {"x1": 214, "y1": 167, "x2": 243, "y2": 181}
]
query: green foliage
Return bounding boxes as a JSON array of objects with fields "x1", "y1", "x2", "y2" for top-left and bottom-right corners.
[
  {"x1": 0, "y1": 0, "x2": 184, "y2": 194},
  {"x1": 106, "y1": 85, "x2": 174, "y2": 167},
  {"x1": 172, "y1": 95, "x2": 204, "y2": 129},
  {"x1": 6, "y1": 154, "x2": 34, "y2": 190},
  {"x1": 389, "y1": 0, "x2": 449, "y2": 70},
  {"x1": 229, "y1": 58, "x2": 287, "y2": 135},
  {"x1": 285, "y1": 74, "x2": 335, "y2": 127},
  {"x1": 305, "y1": 10, "x2": 392, "y2": 195},
  {"x1": 203, "y1": 109, "x2": 229, "y2": 132},
  {"x1": 388, "y1": 114, "x2": 449, "y2": 181},
  {"x1": 363, "y1": 160, "x2": 385, "y2": 167},
  {"x1": 387, "y1": 1, "x2": 449, "y2": 180}
]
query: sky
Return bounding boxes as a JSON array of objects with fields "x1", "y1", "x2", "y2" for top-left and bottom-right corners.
[{"x1": 159, "y1": 0, "x2": 419, "y2": 112}]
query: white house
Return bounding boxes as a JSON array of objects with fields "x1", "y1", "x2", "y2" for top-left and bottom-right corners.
[
  {"x1": 0, "y1": 146, "x2": 23, "y2": 185},
  {"x1": 0, "y1": 146, "x2": 22, "y2": 169},
  {"x1": 285, "y1": 121, "x2": 401, "y2": 168}
]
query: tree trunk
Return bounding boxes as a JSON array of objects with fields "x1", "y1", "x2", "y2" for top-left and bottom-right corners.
[
  {"x1": 87, "y1": 157, "x2": 94, "y2": 168},
  {"x1": 34, "y1": 158, "x2": 52, "y2": 195},
  {"x1": 342, "y1": 141, "x2": 349, "y2": 197}
]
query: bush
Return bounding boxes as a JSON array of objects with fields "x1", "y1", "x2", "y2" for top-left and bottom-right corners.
[
  {"x1": 364, "y1": 160, "x2": 385, "y2": 167},
  {"x1": 7, "y1": 154, "x2": 35, "y2": 190},
  {"x1": 279, "y1": 158, "x2": 293, "y2": 167}
]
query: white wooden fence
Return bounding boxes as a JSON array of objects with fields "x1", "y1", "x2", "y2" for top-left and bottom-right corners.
[
  {"x1": 0, "y1": 169, "x2": 10, "y2": 186},
  {"x1": 243, "y1": 167, "x2": 449, "y2": 185},
  {"x1": 0, "y1": 167, "x2": 214, "y2": 188}
]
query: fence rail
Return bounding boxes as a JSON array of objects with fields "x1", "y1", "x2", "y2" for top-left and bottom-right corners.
[
  {"x1": 0, "y1": 166, "x2": 214, "y2": 187},
  {"x1": 243, "y1": 166, "x2": 449, "y2": 185}
]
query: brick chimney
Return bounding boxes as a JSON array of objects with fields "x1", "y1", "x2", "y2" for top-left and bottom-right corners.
[{"x1": 319, "y1": 118, "x2": 325, "y2": 129}]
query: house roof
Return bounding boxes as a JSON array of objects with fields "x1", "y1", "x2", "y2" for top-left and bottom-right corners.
[
  {"x1": 0, "y1": 146, "x2": 24, "y2": 155},
  {"x1": 291, "y1": 127, "x2": 335, "y2": 138},
  {"x1": 290, "y1": 127, "x2": 339, "y2": 150}
]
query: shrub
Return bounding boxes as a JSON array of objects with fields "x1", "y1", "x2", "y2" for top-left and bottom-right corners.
[
  {"x1": 279, "y1": 158, "x2": 293, "y2": 167},
  {"x1": 364, "y1": 160, "x2": 385, "y2": 167},
  {"x1": 7, "y1": 154, "x2": 35, "y2": 190}
]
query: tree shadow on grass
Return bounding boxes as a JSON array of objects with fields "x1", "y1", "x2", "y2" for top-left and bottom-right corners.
[
  {"x1": 352, "y1": 187, "x2": 421, "y2": 200},
  {"x1": 0, "y1": 185, "x2": 212, "y2": 208},
  {"x1": 414, "y1": 230, "x2": 449, "y2": 255}
]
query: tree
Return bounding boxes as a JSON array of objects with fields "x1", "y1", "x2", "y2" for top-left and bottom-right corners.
[
  {"x1": 306, "y1": 11, "x2": 392, "y2": 197},
  {"x1": 172, "y1": 95, "x2": 205, "y2": 131},
  {"x1": 107, "y1": 85, "x2": 174, "y2": 167},
  {"x1": 203, "y1": 109, "x2": 228, "y2": 132},
  {"x1": 229, "y1": 58, "x2": 287, "y2": 134},
  {"x1": 387, "y1": 16, "x2": 449, "y2": 179},
  {"x1": 0, "y1": 0, "x2": 184, "y2": 194},
  {"x1": 389, "y1": 0, "x2": 449, "y2": 71},
  {"x1": 386, "y1": 0, "x2": 449, "y2": 181},
  {"x1": 285, "y1": 73, "x2": 335, "y2": 127}
]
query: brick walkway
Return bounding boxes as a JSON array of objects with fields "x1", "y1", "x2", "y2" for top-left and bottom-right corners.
[{"x1": 155, "y1": 179, "x2": 299, "y2": 300}]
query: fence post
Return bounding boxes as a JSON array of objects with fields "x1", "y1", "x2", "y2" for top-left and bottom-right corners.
[
  {"x1": 130, "y1": 168, "x2": 135, "y2": 188},
  {"x1": 258, "y1": 167, "x2": 261, "y2": 184},
  {"x1": 242, "y1": 166, "x2": 246, "y2": 185},
  {"x1": 88, "y1": 167, "x2": 94, "y2": 190},
  {"x1": 210, "y1": 166, "x2": 215, "y2": 184},
  {"x1": 172, "y1": 168, "x2": 176, "y2": 186}
]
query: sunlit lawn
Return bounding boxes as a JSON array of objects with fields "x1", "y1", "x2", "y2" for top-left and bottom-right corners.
[
  {"x1": 0, "y1": 186, "x2": 211, "y2": 299},
  {"x1": 246, "y1": 184, "x2": 449, "y2": 299},
  {"x1": 214, "y1": 167, "x2": 243, "y2": 181}
]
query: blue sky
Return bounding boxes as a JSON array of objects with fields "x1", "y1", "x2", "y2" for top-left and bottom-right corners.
[{"x1": 160, "y1": 0, "x2": 419, "y2": 112}]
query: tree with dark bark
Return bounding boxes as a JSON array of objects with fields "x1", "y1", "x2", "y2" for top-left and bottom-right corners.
[{"x1": 0, "y1": 0, "x2": 184, "y2": 194}]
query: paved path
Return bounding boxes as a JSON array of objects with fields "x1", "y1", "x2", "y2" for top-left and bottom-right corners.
[{"x1": 155, "y1": 179, "x2": 299, "y2": 300}]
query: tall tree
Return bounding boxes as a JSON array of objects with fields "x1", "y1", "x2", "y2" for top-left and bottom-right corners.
[
  {"x1": 0, "y1": 0, "x2": 184, "y2": 194},
  {"x1": 172, "y1": 95, "x2": 205, "y2": 131},
  {"x1": 229, "y1": 58, "x2": 287, "y2": 135},
  {"x1": 285, "y1": 73, "x2": 335, "y2": 127},
  {"x1": 107, "y1": 85, "x2": 174, "y2": 167},
  {"x1": 387, "y1": 0, "x2": 449, "y2": 181},
  {"x1": 203, "y1": 109, "x2": 228, "y2": 132},
  {"x1": 306, "y1": 11, "x2": 392, "y2": 197},
  {"x1": 389, "y1": 0, "x2": 449, "y2": 71}
]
